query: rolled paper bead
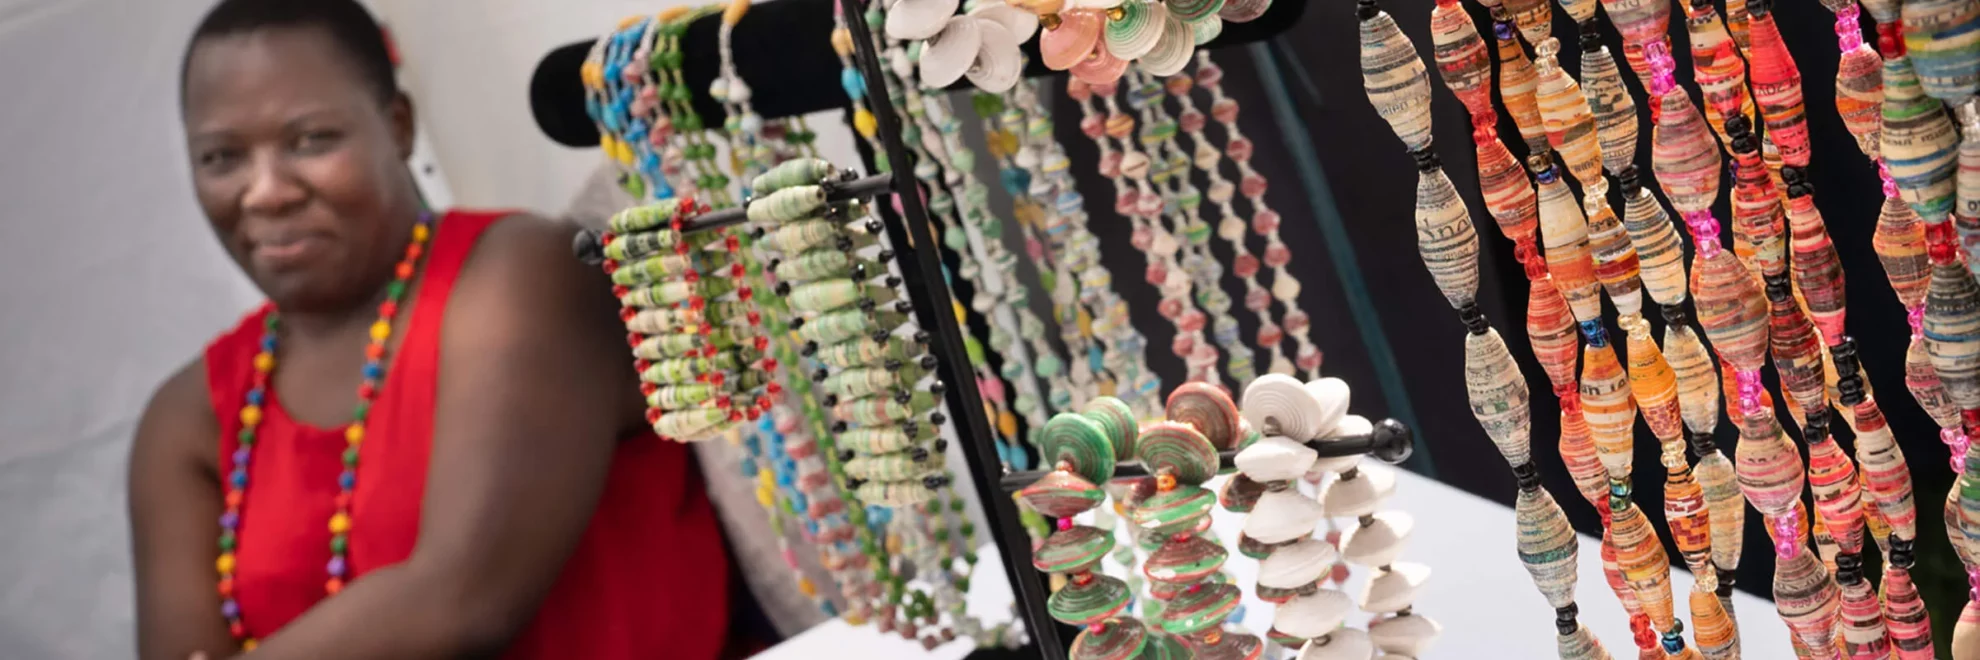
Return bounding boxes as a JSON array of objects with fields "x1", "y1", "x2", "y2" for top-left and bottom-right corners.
[
  {"x1": 1695, "y1": 449, "x2": 1745, "y2": 578},
  {"x1": 832, "y1": 392, "x2": 935, "y2": 425},
  {"x1": 745, "y1": 185, "x2": 828, "y2": 223},
  {"x1": 1905, "y1": 337, "x2": 1962, "y2": 427},
  {"x1": 1664, "y1": 324, "x2": 1721, "y2": 434},
  {"x1": 1359, "y1": 6, "x2": 1435, "y2": 153},
  {"x1": 1767, "y1": 284, "x2": 1828, "y2": 418},
  {"x1": 1515, "y1": 486, "x2": 1580, "y2": 608},
  {"x1": 1527, "y1": 277, "x2": 1581, "y2": 388},
  {"x1": 626, "y1": 301, "x2": 747, "y2": 335},
  {"x1": 603, "y1": 228, "x2": 698, "y2": 262},
  {"x1": 1784, "y1": 197, "x2": 1847, "y2": 339},
  {"x1": 607, "y1": 203, "x2": 681, "y2": 234},
  {"x1": 822, "y1": 364, "x2": 927, "y2": 400},
  {"x1": 1861, "y1": 0, "x2": 1901, "y2": 24},
  {"x1": 1691, "y1": 250, "x2": 1769, "y2": 371},
  {"x1": 1557, "y1": 623, "x2": 1612, "y2": 660},
  {"x1": 1901, "y1": 0, "x2": 1980, "y2": 101},
  {"x1": 751, "y1": 158, "x2": 835, "y2": 195},
  {"x1": 1430, "y1": 0, "x2": 1493, "y2": 119},
  {"x1": 1165, "y1": 383, "x2": 1241, "y2": 450},
  {"x1": 1599, "y1": 532, "x2": 1644, "y2": 620},
  {"x1": 1610, "y1": 503, "x2": 1679, "y2": 632},
  {"x1": 1600, "y1": 0, "x2": 1670, "y2": 69},
  {"x1": 651, "y1": 407, "x2": 730, "y2": 441},
  {"x1": 1624, "y1": 320, "x2": 1682, "y2": 443},
  {"x1": 1850, "y1": 404, "x2": 1919, "y2": 540},
  {"x1": 1582, "y1": 45, "x2": 1638, "y2": 175},
  {"x1": 621, "y1": 278, "x2": 736, "y2": 309},
  {"x1": 1218, "y1": 0, "x2": 1269, "y2": 22},
  {"x1": 1882, "y1": 56, "x2": 1959, "y2": 222},
  {"x1": 1081, "y1": 396, "x2": 1139, "y2": 458},
  {"x1": 1807, "y1": 437, "x2": 1867, "y2": 554},
  {"x1": 1134, "y1": 485, "x2": 1217, "y2": 537},
  {"x1": 1067, "y1": 616, "x2": 1146, "y2": 660},
  {"x1": 612, "y1": 251, "x2": 706, "y2": 285},
  {"x1": 1502, "y1": 0, "x2": 1551, "y2": 46},
  {"x1": 1144, "y1": 535, "x2": 1229, "y2": 585},
  {"x1": 1884, "y1": 564, "x2": 1936, "y2": 658},
  {"x1": 1581, "y1": 343, "x2": 1635, "y2": 479},
  {"x1": 1135, "y1": 421, "x2": 1220, "y2": 486},
  {"x1": 1651, "y1": 89, "x2": 1723, "y2": 214},
  {"x1": 798, "y1": 309, "x2": 907, "y2": 345},
  {"x1": 1019, "y1": 469, "x2": 1107, "y2": 518},
  {"x1": 813, "y1": 335, "x2": 922, "y2": 370},
  {"x1": 1586, "y1": 201, "x2": 1644, "y2": 317},
  {"x1": 1622, "y1": 190, "x2": 1685, "y2": 306},
  {"x1": 1690, "y1": 588, "x2": 1737, "y2": 659},
  {"x1": 790, "y1": 280, "x2": 896, "y2": 314},
  {"x1": 1041, "y1": 10, "x2": 1104, "y2": 71},
  {"x1": 1477, "y1": 138, "x2": 1539, "y2": 243},
  {"x1": 1560, "y1": 409, "x2": 1608, "y2": 508},
  {"x1": 1730, "y1": 151, "x2": 1789, "y2": 279},
  {"x1": 1039, "y1": 412, "x2": 1119, "y2": 486},
  {"x1": 630, "y1": 333, "x2": 716, "y2": 361},
  {"x1": 1240, "y1": 374, "x2": 1345, "y2": 440},
  {"x1": 1466, "y1": 328, "x2": 1535, "y2": 468},
  {"x1": 1836, "y1": 580, "x2": 1891, "y2": 659},
  {"x1": 838, "y1": 424, "x2": 938, "y2": 454},
  {"x1": 644, "y1": 383, "x2": 724, "y2": 409},
  {"x1": 774, "y1": 250, "x2": 883, "y2": 282},
  {"x1": 1413, "y1": 168, "x2": 1481, "y2": 307},
  {"x1": 842, "y1": 452, "x2": 944, "y2": 481},
  {"x1": 1927, "y1": 259, "x2": 1980, "y2": 408},
  {"x1": 1535, "y1": 166, "x2": 1603, "y2": 322},
  {"x1": 1745, "y1": 10, "x2": 1810, "y2": 167},
  {"x1": 1876, "y1": 195, "x2": 1932, "y2": 308},
  {"x1": 764, "y1": 219, "x2": 847, "y2": 254},
  {"x1": 1835, "y1": 42, "x2": 1884, "y2": 159},
  {"x1": 1664, "y1": 461, "x2": 1713, "y2": 581},
  {"x1": 1773, "y1": 549, "x2": 1844, "y2": 654},
  {"x1": 1735, "y1": 409, "x2": 1805, "y2": 517},
  {"x1": 1958, "y1": 602, "x2": 1980, "y2": 660},
  {"x1": 1532, "y1": 41, "x2": 1603, "y2": 188},
  {"x1": 639, "y1": 351, "x2": 744, "y2": 384},
  {"x1": 1688, "y1": 23, "x2": 1754, "y2": 146},
  {"x1": 1496, "y1": 24, "x2": 1550, "y2": 155},
  {"x1": 853, "y1": 479, "x2": 936, "y2": 506}
]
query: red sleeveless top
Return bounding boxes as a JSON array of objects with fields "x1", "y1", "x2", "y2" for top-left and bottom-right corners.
[{"x1": 205, "y1": 210, "x2": 728, "y2": 658}]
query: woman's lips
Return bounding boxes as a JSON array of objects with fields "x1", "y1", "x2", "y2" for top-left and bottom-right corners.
[{"x1": 251, "y1": 234, "x2": 327, "y2": 269}]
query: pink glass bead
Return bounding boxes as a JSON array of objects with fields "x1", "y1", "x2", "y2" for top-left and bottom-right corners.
[
  {"x1": 1099, "y1": 151, "x2": 1124, "y2": 178},
  {"x1": 1253, "y1": 210, "x2": 1282, "y2": 234},
  {"x1": 1179, "y1": 310, "x2": 1208, "y2": 332},
  {"x1": 1246, "y1": 288, "x2": 1272, "y2": 311},
  {"x1": 1234, "y1": 254, "x2": 1261, "y2": 278},
  {"x1": 1228, "y1": 138, "x2": 1255, "y2": 163},
  {"x1": 1132, "y1": 225, "x2": 1155, "y2": 250},
  {"x1": 1172, "y1": 333, "x2": 1195, "y2": 356},
  {"x1": 1263, "y1": 243, "x2": 1292, "y2": 267},
  {"x1": 1969, "y1": 569, "x2": 1980, "y2": 599},
  {"x1": 1057, "y1": 517, "x2": 1075, "y2": 531},
  {"x1": 1683, "y1": 211, "x2": 1722, "y2": 256},
  {"x1": 1836, "y1": 4, "x2": 1863, "y2": 50},
  {"x1": 1945, "y1": 427, "x2": 1970, "y2": 472},
  {"x1": 1880, "y1": 161, "x2": 1899, "y2": 197},
  {"x1": 1197, "y1": 64, "x2": 1224, "y2": 87},
  {"x1": 1910, "y1": 305, "x2": 1926, "y2": 338},
  {"x1": 1241, "y1": 173, "x2": 1268, "y2": 198},
  {"x1": 1772, "y1": 510, "x2": 1801, "y2": 558},
  {"x1": 1284, "y1": 310, "x2": 1311, "y2": 334},
  {"x1": 1211, "y1": 99, "x2": 1239, "y2": 124},
  {"x1": 1115, "y1": 190, "x2": 1138, "y2": 215},
  {"x1": 1736, "y1": 369, "x2": 1763, "y2": 413},
  {"x1": 783, "y1": 547, "x2": 799, "y2": 568},
  {"x1": 1146, "y1": 263, "x2": 1169, "y2": 286},
  {"x1": 1158, "y1": 297, "x2": 1185, "y2": 320},
  {"x1": 980, "y1": 376, "x2": 1006, "y2": 401},
  {"x1": 1644, "y1": 40, "x2": 1678, "y2": 97},
  {"x1": 1081, "y1": 114, "x2": 1105, "y2": 138},
  {"x1": 1296, "y1": 345, "x2": 1324, "y2": 371},
  {"x1": 1258, "y1": 322, "x2": 1285, "y2": 346},
  {"x1": 1180, "y1": 110, "x2": 1207, "y2": 133}
]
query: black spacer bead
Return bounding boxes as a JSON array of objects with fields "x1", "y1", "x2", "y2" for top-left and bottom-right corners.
[
  {"x1": 1890, "y1": 536, "x2": 1916, "y2": 568},
  {"x1": 1618, "y1": 164, "x2": 1642, "y2": 196},
  {"x1": 1803, "y1": 408, "x2": 1830, "y2": 443},
  {"x1": 1554, "y1": 603, "x2": 1579, "y2": 635},
  {"x1": 1357, "y1": 0, "x2": 1380, "y2": 19},
  {"x1": 1687, "y1": 429, "x2": 1717, "y2": 456},
  {"x1": 1660, "y1": 302, "x2": 1688, "y2": 327},
  {"x1": 1512, "y1": 462, "x2": 1542, "y2": 491},
  {"x1": 1410, "y1": 147, "x2": 1441, "y2": 172},
  {"x1": 1834, "y1": 552, "x2": 1864, "y2": 585},
  {"x1": 1458, "y1": 301, "x2": 1490, "y2": 335},
  {"x1": 1763, "y1": 273, "x2": 1792, "y2": 301}
]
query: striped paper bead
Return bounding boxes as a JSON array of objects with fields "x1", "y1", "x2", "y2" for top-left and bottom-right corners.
[
  {"x1": 1905, "y1": 337, "x2": 1963, "y2": 427},
  {"x1": 1958, "y1": 601, "x2": 1980, "y2": 660},
  {"x1": 1726, "y1": 0, "x2": 1752, "y2": 54},
  {"x1": 1835, "y1": 43, "x2": 1885, "y2": 159},
  {"x1": 1623, "y1": 190, "x2": 1688, "y2": 306},
  {"x1": 1690, "y1": 588, "x2": 1739, "y2": 659},
  {"x1": 1851, "y1": 403, "x2": 1920, "y2": 541},
  {"x1": 1687, "y1": 12, "x2": 1756, "y2": 146},
  {"x1": 1837, "y1": 580, "x2": 1893, "y2": 659},
  {"x1": 1599, "y1": 532, "x2": 1646, "y2": 619},
  {"x1": 1772, "y1": 549, "x2": 1844, "y2": 654},
  {"x1": 1730, "y1": 152, "x2": 1789, "y2": 278},
  {"x1": 1516, "y1": 486, "x2": 1582, "y2": 608},
  {"x1": 1581, "y1": 343, "x2": 1637, "y2": 478},
  {"x1": 1958, "y1": 111, "x2": 1980, "y2": 274},
  {"x1": 1882, "y1": 565, "x2": 1937, "y2": 658},
  {"x1": 1625, "y1": 319, "x2": 1683, "y2": 441},
  {"x1": 1533, "y1": 41, "x2": 1605, "y2": 189},
  {"x1": 1882, "y1": 56, "x2": 1959, "y2": 223},
  {"x1": 1587, "y1": 202, "x2": 1645, "y2": 317},
  {"x1": 1862, "y1": 0, "x2": 1903, "y2": 25},
  {"x1": 1558, "y1": 0, "x2": 1597, "y2": 23},
  {"x1": 1807, "y1": 437, "x2": 1867, "y2": 554},
  {"x1": 1478, "y1": 138, "x2": 1539, "y2": 240},
  {"x1": 1528, "y1": 277, "x2": 1582, "y2": 388},
  {"x1": 1557, "y1": 623, "x2": 1612, "y2": 660},
  {"x1": 1466, "y1": 328, "x2": 1533, "y2": 465},
  {"x1": 1927, "y1": 260, "x2": 1980, "y2": 408},
  {"x1": 1430, "y1": 0, "x2": 1493, "y2": 119},
  {"x1": 1768, "y1": 289, "x2": 1828, "y2": 420},
  {"x1": 1415, "y1": 169, "x2": 1482, "y2": 308},
  {"x1": 1360, "y1": 8, "x2": 1435, "y2": 153},
  {"x1": 1901, "y1": 0, "x2": 1980, "y2": 101},
  {"x1": 1599, "y1": 0, "x2": 1672, "y2": 76},
  {"x1": 1581, "y1": 44, "x2": 1639, "y2": 174},
  {"x1": 1692, "y1": 251, "x2": 1770, "y2": 371},
  {"x1": 1652, "y1": 91, "x2": 1724, "y2": 214},
  {"x1": 1735, "y1": 409, "x2": 1805, "y2": 517},
  {"x1": 1560, "y1": 408, "x2": 1608, "y2": 508},
  {"x1": 1497, "y1": 24, "x2": 1552, "y2": 156},
  {"x1": 1876, "y1": 195, "x2": 1933, "y2": 308},
  {"x1": 1785, "y1": 197, "x2": 1848, "y2": 340},
  {"x1": 1502, "y1": 0, "x2": 1552, "y2": 45},
  {"x1": 1610, "y1": 504, "x2": 1679, "y2": 631},
  {"x1": 1537, "y1": 166, "x2": 1604, "y2": 322},
  {"x1": 1697, "y1": 450, "x2": 1746, "y2": 580},
  {"x1": 1746, "y1": 10, "x2": 1811, "y2": 167},
  {"x1": 1664, "y1": 325, "x2": 1721, "y2": 433},
  {"x1": 1664, "y1": 462, "x2": 1713, "y2": 579}
]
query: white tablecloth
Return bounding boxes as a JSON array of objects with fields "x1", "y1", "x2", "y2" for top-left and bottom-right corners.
[{"x1": 758, "y1": 468, "x2": 1796, "y2": 659}]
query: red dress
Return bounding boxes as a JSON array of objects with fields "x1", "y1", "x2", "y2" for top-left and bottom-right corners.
[{"x1": 205, "y1": 210, "x2": 728, "y2": 658}]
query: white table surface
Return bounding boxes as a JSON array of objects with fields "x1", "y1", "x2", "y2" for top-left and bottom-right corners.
[{"x1": 758, "y1": 468, "x2": 1796, "y2": 659}]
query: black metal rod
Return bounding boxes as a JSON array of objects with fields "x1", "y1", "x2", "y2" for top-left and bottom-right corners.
[
  {"x1": 840, "y1": 0, "x2": 1065, "y2": 656},
  {"x1": 997, "y1": 418, "x2": 1416, "y2": 493},
  {"x1": 571, "y1": 173, "x2": 896, "y2": 265}
]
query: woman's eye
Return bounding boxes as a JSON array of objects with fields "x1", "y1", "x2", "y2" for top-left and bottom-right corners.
[
  {"x1": 295, "y1": 130, "x2": 342, "y2": 153},
  {"x1": 197, "y1": 148, "x2": 243, "y2": 171}
]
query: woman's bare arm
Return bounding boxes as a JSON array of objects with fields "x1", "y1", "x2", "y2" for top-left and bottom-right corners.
[
  {"x1": 130, "y1": 359, "x2": 236, "y2": 660},
  {"x1": 238, "y1": 215, "x2": 645, "y2": 659}
]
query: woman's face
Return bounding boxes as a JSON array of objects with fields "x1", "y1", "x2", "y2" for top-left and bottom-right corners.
[{"x1": 182, "y1": 26, "x2": 416, "y2": 312}]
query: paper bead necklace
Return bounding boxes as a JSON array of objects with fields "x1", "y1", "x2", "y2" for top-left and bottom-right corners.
[
  {"x1": 218, "y1": 212, "x2": 434, "y2": 649},
  {"x1": 586, "y1": 17, "x2": 666, "y2": 201},
  {"x1": 1170, "y1": 59, "x2": 1301, "y2": 379}
]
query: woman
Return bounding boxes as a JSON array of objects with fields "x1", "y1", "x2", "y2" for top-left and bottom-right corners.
[{"x1": 129, "y1": 0, "x2": 730, "y2": 657}]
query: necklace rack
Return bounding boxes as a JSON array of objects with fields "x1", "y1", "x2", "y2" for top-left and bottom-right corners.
[{"x1": 1125, "y1": 70, "x2": 1256, "y2": 386}]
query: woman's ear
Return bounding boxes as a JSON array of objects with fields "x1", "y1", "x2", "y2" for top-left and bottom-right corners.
[{"x1": 390, "y1": 91, "x2": 416, "y2": 160}]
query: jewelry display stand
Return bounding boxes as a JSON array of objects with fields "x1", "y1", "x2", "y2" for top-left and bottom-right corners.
[{"x1": 552, "y1": 1, "x2": 1424, "y2": 658}]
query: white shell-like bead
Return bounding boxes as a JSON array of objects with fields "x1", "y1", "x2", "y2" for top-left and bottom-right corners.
[
  {"x1": 967, "y1": 2, "x2": 1039, "y2": 43},
  {"x1": 1258, "y1": 538, "x2": 1339, "y2": 589},
  {"x1": 1274, "y1": 589, "x2": 1355, "y2": 638},
  {"x1": 1369, "y1": 614, "x2": 1442, "y2": 656},
  {"x1": 884, "y1": 0, "x2": 958, "y2": 40},
  {"x1": 1306, "y1": 378, "x2": 1353, "y2": 435},
  {"x1": 919, "y1": 16, "x2": 982, "y2": 88},
  {"x1": 965, "y1": 20, "x2": 1023, "y2": 92},
  {"x1": 1297, "y1": 628, "x2": 1375, "y2": 660},
  {"x1": 1310, "y1": 414, "x2": 1373, "y2": 474},
  {"x1": 1236, "y1": 435, "x2": 1317, "y2": 482},
  {"x1": 1244, "y1": 490, "x2": 1325, "y2": 544},
  {"x1": 1321, "y1": 463, "x2": 1397, "y2": 517},
  {"x1": 1341, "y1": 511, "x2": 1415, "y2": 567},
  {"x1": 1242, "y1": 373, "x2": 1332, "y2": 439},
  {"x1": 1358, "y1": 562, "x2": 1430, "y2": 613}
]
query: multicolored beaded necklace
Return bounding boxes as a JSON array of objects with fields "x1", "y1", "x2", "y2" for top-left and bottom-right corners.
[{"x1": 218, "y1": 211, "x2": 435, "y2": 649}]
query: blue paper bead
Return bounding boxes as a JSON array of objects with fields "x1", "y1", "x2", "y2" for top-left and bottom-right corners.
[{"x1": 840, "y1": 69, "x2": 865, "y2": 101}]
